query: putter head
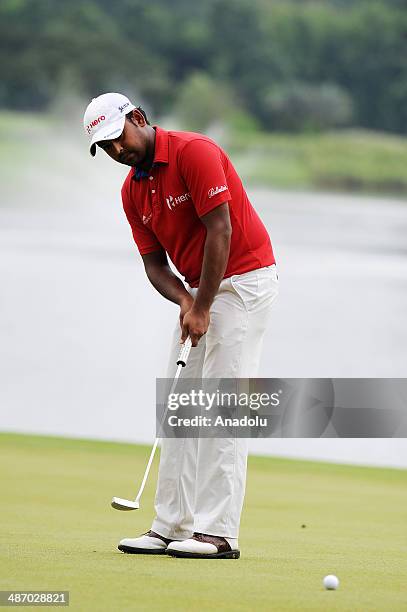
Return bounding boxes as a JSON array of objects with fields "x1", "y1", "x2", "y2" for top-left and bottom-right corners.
[{"x1": 111, "y1": 497, "x2": 140, "y2": 511}]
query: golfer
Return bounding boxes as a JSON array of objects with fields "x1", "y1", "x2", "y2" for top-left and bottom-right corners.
[{"x1": 83, "y1": 93, "x2": 279, "y2": 559}]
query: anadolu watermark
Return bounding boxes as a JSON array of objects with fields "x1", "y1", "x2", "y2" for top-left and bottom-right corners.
[{"x1": 156, "y1": 378, "x2": 407, "y2": 438}]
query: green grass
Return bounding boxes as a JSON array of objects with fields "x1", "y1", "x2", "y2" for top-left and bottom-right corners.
[
  {"x1": 0, "y1": 111, "x2": 54, "y2": 167},
  {"x1": 1, "y1": 433, "x2": 406, "y2": 611},
  {"x1": 0, "y1": 111, "x2": 83, "y2": 196},
  {"x1": 229, "y1": 129, "x2": 407, "y2": 196},
  {"x1": 1, "y1": 110, "x2": 407, "y2": 201}
]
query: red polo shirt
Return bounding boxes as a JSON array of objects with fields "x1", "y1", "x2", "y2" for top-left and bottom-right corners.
[{"x1": 121, "y1": 126, "x2": 275, "y2": 287}]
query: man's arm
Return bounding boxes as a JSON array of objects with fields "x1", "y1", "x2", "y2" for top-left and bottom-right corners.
[
  {"x1": 142, "y1": 249, "x2": 194, "y2": 333},
  {"x1": 181, "y1": 202, "x2": 232, "y2": 346},
  {"x1": 142, "y1": 202, "x2": 231, "y2": 347}
]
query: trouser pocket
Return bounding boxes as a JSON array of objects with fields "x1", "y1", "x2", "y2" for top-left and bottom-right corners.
[
  {"x1": 231, "y1": 267, "x2": 279, "y2": 312},
  {"x1": 230, "y1": 270, "x2": 260, "y2": 311}
]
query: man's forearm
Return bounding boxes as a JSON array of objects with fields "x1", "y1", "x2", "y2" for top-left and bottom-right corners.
[
  {"x1": 146, "y1": 264, "x2": 191, "y2": 306},
  {"x1": 194, "y1": 228, "x2": 231, "y2": 311}
]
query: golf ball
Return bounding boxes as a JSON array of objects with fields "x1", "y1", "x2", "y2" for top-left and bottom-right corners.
[{"x1": 323, "y1": 575, "x2": 339, "y2": 590}]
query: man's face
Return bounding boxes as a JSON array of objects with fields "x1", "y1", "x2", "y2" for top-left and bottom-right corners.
[{"x1": 97, "y1": 110, "x2": 151, "y2": 167}]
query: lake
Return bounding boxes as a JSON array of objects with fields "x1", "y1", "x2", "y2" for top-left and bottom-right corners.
[{"x1": 1, "y1": 175, "x2": 406, "y2": 467}]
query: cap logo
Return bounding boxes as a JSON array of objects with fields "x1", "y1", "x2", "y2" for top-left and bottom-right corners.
[
  {"x1": 86, "y1": 115, "x2": 106, "y2": 134},
  {"x1": 118, "y1": 102, "x2": 130, "y2": 113}
]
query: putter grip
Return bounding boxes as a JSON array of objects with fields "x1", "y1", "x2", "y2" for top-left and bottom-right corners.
[{"x1": 176, "y1": 337, "x2": 192, "y2": 367}]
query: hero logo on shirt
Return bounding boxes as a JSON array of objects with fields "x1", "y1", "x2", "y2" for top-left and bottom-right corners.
[
  {"x1": 166, "y1": 192, "x2": 191, "y2": 211},
  {"x1": 208, "y1": 185, "x2": 227, "y2": 199},
  {"x1": 142, "y1": 213, "x2": 152, "y2": 225}
]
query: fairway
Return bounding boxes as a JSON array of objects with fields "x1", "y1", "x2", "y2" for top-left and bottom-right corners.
[{"x1": 0, "y1": 433, "x2": 406, "y2": 611}]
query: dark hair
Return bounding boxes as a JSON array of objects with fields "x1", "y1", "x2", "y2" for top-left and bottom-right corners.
[{"x1": 126, "y1": 106, "x2": 150, "y2": 125}]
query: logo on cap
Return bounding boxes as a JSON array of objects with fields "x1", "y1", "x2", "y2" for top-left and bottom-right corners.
[
  {"x1": 86, "y1": 115, "x2": 106, "y2": 134},
  {"x1": 118, "y1": 102, "x2": 130, "y2": 113}
]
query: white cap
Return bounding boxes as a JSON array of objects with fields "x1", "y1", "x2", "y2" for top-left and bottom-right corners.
[{"x1": 83, "y1": 92, "x2": 136, "y2": 156}]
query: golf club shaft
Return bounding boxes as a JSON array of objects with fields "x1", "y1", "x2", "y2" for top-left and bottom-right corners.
[
  {"x1": 134, "y1": 438, "x2": 159, "y2": 504},
  {"x1": 133, "y1": 339, "x2": 192, "y2": 503}
]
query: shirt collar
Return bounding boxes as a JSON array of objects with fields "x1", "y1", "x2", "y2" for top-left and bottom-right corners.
[
  {"x1": 132, "y1": 125, "x2": 169, "y2": 181},
  {"x1": 133, "y1": 167, "x2": 150, "y2": 180}
]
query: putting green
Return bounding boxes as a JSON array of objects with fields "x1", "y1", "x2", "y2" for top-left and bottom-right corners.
[{"x1": 0, "y1": 433, "x2": 406, "y2": 611}]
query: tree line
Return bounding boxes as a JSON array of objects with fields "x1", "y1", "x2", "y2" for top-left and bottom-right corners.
[{"x1": 0, "y1": 0, "x2": 406, "y2": 134}]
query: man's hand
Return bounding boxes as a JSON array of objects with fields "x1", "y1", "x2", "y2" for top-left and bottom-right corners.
[{"x1": 181, "y1": 305, "x2": 210, "y2": 347}]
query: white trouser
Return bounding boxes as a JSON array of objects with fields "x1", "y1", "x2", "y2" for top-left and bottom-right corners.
[{"x1": 151, "y1": 265, "x2": 279, "y2": 540}]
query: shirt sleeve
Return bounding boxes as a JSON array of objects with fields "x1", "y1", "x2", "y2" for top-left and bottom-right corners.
[
  {"x1": 121, "y1": 182, "x2": 162, "y2": 255},
  {"x1": 178, "y1": 139, "x2": 231, "y2": 217}
]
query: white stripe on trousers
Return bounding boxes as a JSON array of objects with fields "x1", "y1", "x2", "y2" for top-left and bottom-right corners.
[{"x1": 152, "y1": 265, "x2": 279, "y2": 539}]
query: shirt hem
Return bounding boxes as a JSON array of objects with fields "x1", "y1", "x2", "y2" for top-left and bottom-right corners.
[{"x1": 186, "y1": 257, "x2": 276, "y2": 288}]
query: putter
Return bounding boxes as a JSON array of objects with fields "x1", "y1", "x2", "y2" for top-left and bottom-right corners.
[{"x1": 111, "y1": 336, "x2": 193, "y2": 511}]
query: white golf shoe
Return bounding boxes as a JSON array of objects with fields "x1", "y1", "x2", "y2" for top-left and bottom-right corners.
[
  {"x1": 166, "y1": 533, "x2": 240, "y2": 559},
  {"x1": 118, "y1": 530, "x2": 173, "y2": 555}
]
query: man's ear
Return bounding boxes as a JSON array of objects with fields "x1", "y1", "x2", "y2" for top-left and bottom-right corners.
[{"x1": 130, "y1": 108, "x2": 146, "y2": 127}]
